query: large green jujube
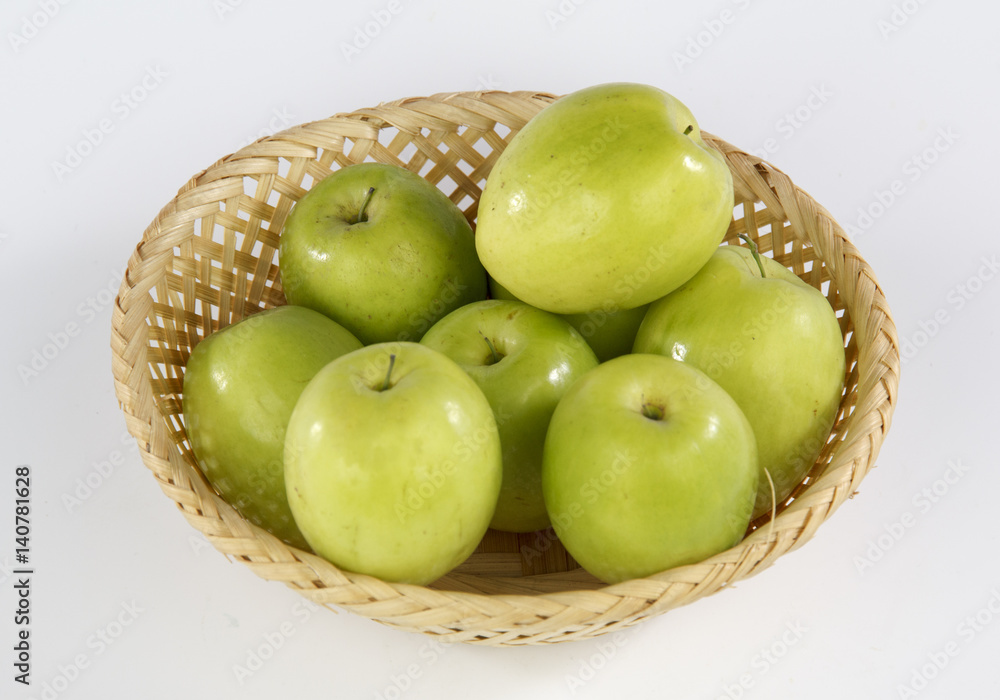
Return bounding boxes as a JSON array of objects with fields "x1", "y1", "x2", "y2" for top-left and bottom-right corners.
[{"x1": 476, "y1": 82, "x2": 734, "y2": 315}]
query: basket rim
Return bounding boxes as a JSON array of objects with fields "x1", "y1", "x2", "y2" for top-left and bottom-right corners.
[{"x1": 110, "y1": 89, "x2": 900, "y2": 644}]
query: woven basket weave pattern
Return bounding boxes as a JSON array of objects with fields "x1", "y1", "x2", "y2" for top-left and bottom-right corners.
[{"x1": 110, "y1": 90, "x2": 899, "y2": 646}]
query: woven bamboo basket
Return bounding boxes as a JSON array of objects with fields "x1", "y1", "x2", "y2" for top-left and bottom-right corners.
[{"x1": 110, "y1": 90, "x2": 899, "y2": 646}]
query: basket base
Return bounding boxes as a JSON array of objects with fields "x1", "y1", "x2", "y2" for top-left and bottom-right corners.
[{"x1": 430, "y1": 527, "x2": 605, "y2": 593}]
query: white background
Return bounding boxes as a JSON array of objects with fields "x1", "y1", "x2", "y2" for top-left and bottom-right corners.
[{"x1": 2, "y1": 0, "x2": 999, "y2": 698}]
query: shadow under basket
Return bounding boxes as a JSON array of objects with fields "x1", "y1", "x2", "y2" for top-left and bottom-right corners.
[{"x1": 110, "y1": 90, "x2": 900, "y2": 646}]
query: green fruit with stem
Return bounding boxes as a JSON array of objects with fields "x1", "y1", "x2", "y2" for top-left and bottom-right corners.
[
  {"x1": 542, "y1": 353, "x2": 758, "y2": 583},
  {"x1": 421, "y1": 299, "x2": 599, "y2": 532},
  {"x1": 279, "y1": 162, "x2": 487, "y2": 344},
  {"x1": 284, "y1": 341, "x2": 502, "y2": 584}
]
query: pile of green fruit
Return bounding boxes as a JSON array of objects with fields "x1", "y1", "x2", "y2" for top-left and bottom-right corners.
[{"x1": 182, "y1": 83, "x2": 845, "y2": 586}]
